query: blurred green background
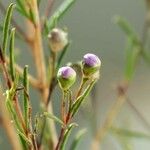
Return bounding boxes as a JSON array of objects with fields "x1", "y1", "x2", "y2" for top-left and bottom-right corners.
[{"x1": 1, "y1": 0, "x2": 150, "y2": 149}]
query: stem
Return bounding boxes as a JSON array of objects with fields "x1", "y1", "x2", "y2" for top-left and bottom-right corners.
[
  {"x1": 38, "y1": 51, "x2": 57, "y2": 148},
  {"x1": 26, "y1": 0, "x2": 57, "y2": 147},
  {"x1": 126, "y1": 97, "x2": 150, "y2": 130},
  {"x1": 41, "y1": 0, "x2": 55, "y2": 30},
  {"x1": 55, "y1": 128, "x2": 65, "y2": 150},
  {"x1": 91, "y1": 82, "x2": 128, "y2": 150},
  {"x1": 13, "y1": 95, "x2": 27, "y2": 134},
  {"x1": 76, "y1": 77, "x2": 88, "y2": 98},
  {"x1": 45, "y1": 0, "x2": 54, "y2": 18},
  {"x1": 61, "y1": 91, "x2": 66, "y2": 123},
  {"x1": 55, "y1": 90, "x2": 68, "y2": 150},
  {"x1": 27, "y1": 0, "x2": 47, "y2": 92},
  {"x1": 91, "y1": 94, "x2": 126, "y2": 150},
  {"x1": 46, "y1": 51, "x2": 57, "y2": 106},
  {"x1": 68, "y1": 90, "x2": 72, "y2": 112}
]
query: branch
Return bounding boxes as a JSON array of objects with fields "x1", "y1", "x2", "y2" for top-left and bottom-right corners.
[
  {"x1": 45, "y1": 0, "x2": 54, "y2": 18},
  {"x1": 91, "y1": 82, "x2": 128, "y2": 150},
  {"x1": 26, "y1": 0, "x2": 58, "y2": 147}
]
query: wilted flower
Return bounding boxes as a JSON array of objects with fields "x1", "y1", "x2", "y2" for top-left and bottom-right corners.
[
  {"x1": 57, "y1": 66, "x2": 76, "y2": 90},
  {"x1": 48, "y1": 28, "x2": 68, "y2": 52},
  {"x1": 82, "y1": 53, "x2": 101, "y2": 77}
]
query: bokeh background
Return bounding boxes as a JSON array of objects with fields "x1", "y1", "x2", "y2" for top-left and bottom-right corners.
[{"x1": 1, "y1": 0, "x2": 150, "y2": 149}]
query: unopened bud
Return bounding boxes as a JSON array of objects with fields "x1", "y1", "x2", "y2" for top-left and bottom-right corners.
[
  {"x1": 57, "y1": 66, "x2": 76, "y2": 90},
  {"x1": 48, "y1": 28, "x2": 68, "y2": 52},
  {"x1": 82, "y1": 53, "x2": 101, "y2": 77}
]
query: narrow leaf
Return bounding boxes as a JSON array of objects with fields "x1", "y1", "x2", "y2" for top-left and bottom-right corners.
[
  {"x1": 110, "y1": 126, "x2": 150, "y2": 139},
  {"x1": 70, "y1": 80, "x2": 96, "y2": 117},
  {"x1": 9, "y1": 28, "x2": 15, "y2": 81},
  {"x1": 56, "y1": 42, "x2": 70, "y2": 71},
  {"x1": 19, "y1": 134, "x2": 28, "y2": 150},
  {"x1": 15, "y1": 0, "x2": 26, "y2": 11},
  {"x1": 114, "y1": 16, "x2": 141, "y2": 81},
  {"x1": 5, "y1": 82, "x2": 29, "y2": 149},
  {"x1": 15, "y1": 0, "x2": 30, "y2": 19},
  {"x1": 2, "y1": 3, "x2": 15, "y2": 55},
  {"x1": 43, "y1": 112, "x2": 65, "y2": 127},
  {"x1": 5, "y1": 90, "x2": 23, "y2": 132},
  {"x1": 46, "y1": 0, "x2": 76, "y2": 33},
  {"x1": 60, "y1": 123, "x2": 77, "y2": 150},
  {"x1": 23, "y1": 65, "x2": 29, "y2": 129},
  {"x1": 114, "y1": 16, "x2": 137, "y2": 40},
  {"x1": 17, "y1": 129, "x2": 32, "y2": 145},
  {"x1": 69, "y1": 129, "x2": 87, "y2": 150},
  {"x1": 124, "y1": 38, "x2": 140, "y2": 81},
  {"x1": 16, "y1": 6, "x2": 29, "y2": 19},
  {"x1": 29, "y1": 7, "x2": 36, "y2": 25}
]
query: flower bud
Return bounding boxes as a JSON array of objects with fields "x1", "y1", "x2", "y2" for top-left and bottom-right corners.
[
  {"x1": 57, "y1": 66, "x2": 76, "y2": 90},
  {"x1": 48, "y1": 28, "x2": 68, "y2": 52},
  {"x1": 82, "y1": 53, "x2": 101, "y2": 77}
]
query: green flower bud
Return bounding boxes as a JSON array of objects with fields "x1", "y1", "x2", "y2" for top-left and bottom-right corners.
[
  {"x1": 57, "y1": 66, "x2": 76, "y2": 90},
  {"x1": 82, "y1": 53, "x2": 101, "y2": 77},
  {"x1": 48, "y1": 28, "x2": 68, "y2": 52}
]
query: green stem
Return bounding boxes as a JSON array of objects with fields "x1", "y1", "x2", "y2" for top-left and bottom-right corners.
[{"x1": 76, "y1": 77, "x2": 88, "y2": 98}]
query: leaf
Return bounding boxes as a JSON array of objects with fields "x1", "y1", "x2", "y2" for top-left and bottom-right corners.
[
  {"x1": 5, "y1": 90, "x2": 23, "y2": 132},
  {"x1": 16, "y1": 6, "x2": 29, "y2": 19},
  {"x1": 43, "y1": 112, "x2": 65, "y2": 127},
  {"x1": 9, "y1": 28, "x2": 15, "y2": 81},
  {"x1": 2, "y1": 3, "x2": 15, "y2": 55},
  {"x1": 0, "y1": 23, "x2": 22, "y2": 40},
  {"x1": 114, "y1": 15, "x2": 137, "y2": 40},
  {"x1": 15, "y1": 0, "x2": 26, "y2": 11},
  {"x1": 114, "y1": 131, "x2": 133, "y2": 150},
  {"x1": 28, "y1": 7, "x2": 36, "y2": 25},
  {"x1": 56, "y1": 42, "x2": 70, "y2": 71},
  {"x1": 114, "y1": 16, "x2": 141, "y2": 81},
  {"x1": 46, "y1": 0, "x2": 76, "y2": 33},
  {"x1": 69, "y1": 129, "x2": 87, "y2": 150},
  {"x1": 23, "y1": 65, "x2": 29, "y2": 129},
  {"x1": 18, "y1": 134, "x2": 28, "y2": 150},
  {"x1": 70, "y1": 80, "x2": 96, "y2": 117},
  {"x1": 6, "y1": 89, "x2": 30, "y2": 148},
  {"x1": 124, "y1": 38, "x2": 140, "y2": 81},
  {"x1": 17, "y1": 129, "x2": 32, "y2": 146},
  {"x1": 15, "y1": 1, "x2": 35, "y2": 22},
  {"x1": 110, "y1": 126, "x2": 150, "y2": 139},
  {"x1": 60, "y1": 123, "x2": 77, "y2": 150},
  {"x1": 15, "y1": 0, "x2": 30, "y2": 19}
]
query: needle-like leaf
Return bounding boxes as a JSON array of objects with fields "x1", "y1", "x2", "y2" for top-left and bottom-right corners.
[
  {"x1": 46, "y1": 0, "x2": 76, "y2": 33},
  {"x1": 9, "y1": 28, "x2": 15, "y2": 81},
  {"x1": 2, "y1": 3, "x2": 15, "y2": 55}
]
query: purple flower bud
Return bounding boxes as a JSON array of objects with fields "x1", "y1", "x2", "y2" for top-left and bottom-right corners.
[
  {"x1": 82, "y1": 53, "x2": 101, "y2": 77},
  {"x1": 83, "y1": 53, "x2": 101, "y2": 67},
  {"x1": 57, "y1": 66, "x2": 76, "y2": 90}
]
